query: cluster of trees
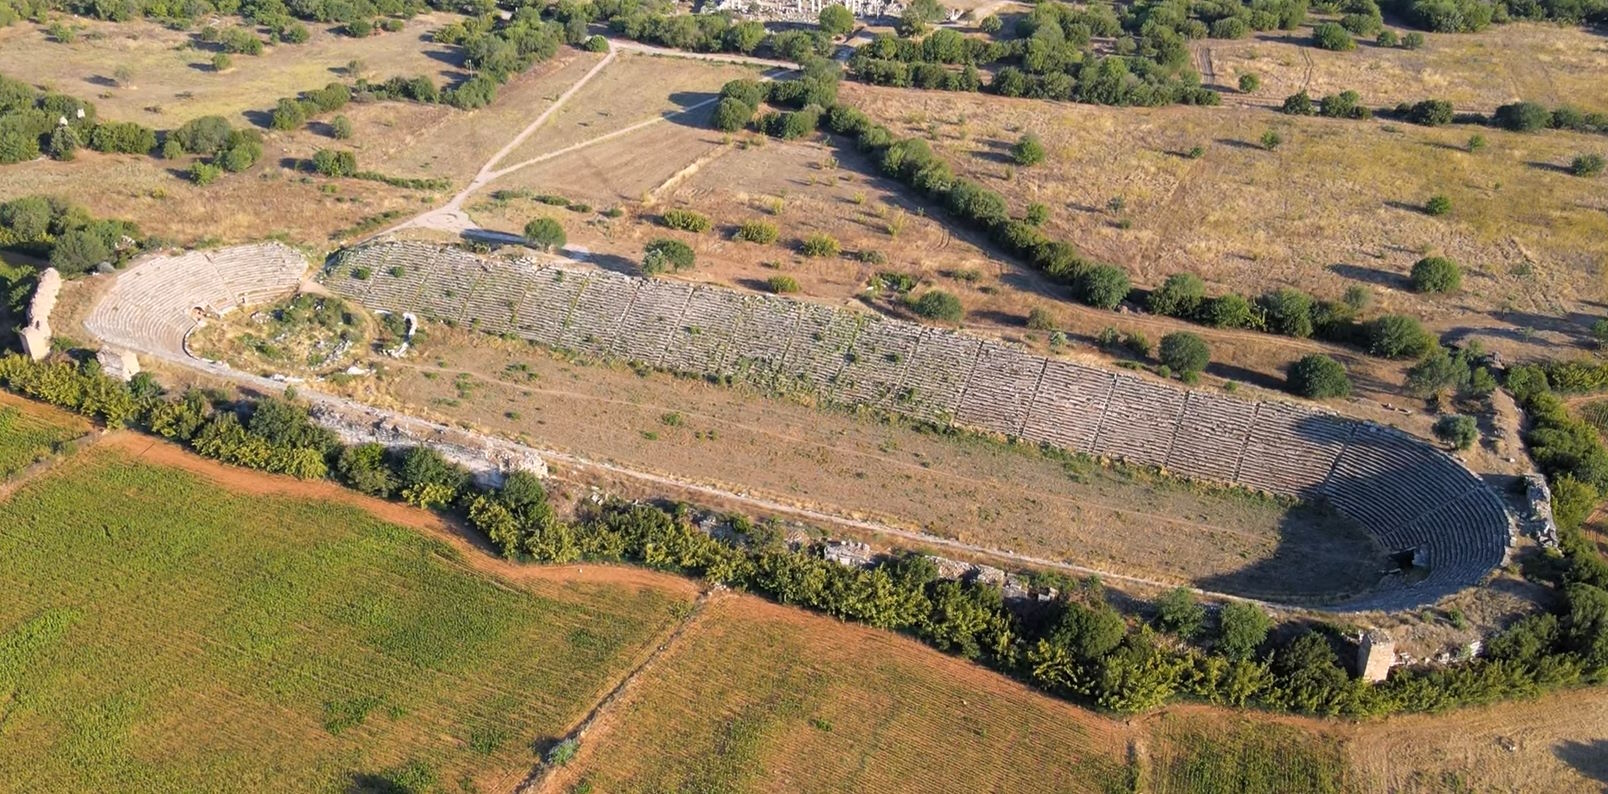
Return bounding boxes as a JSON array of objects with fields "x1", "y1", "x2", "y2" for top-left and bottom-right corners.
[
  {"x1": 310, "y1": 147, "x2": 358, "y2": 176},
  {"x1": 1493, "y1": 101, "x2": 1608, "y2": 135},
  {"x1": 268, "y1": 81, "x2": 351, "y2": 131},
  {"x1": 166, "y1": 115, "x2": 263, "y2": 184},
  {"x1": 541, "y1": 0, "x2": 833, "y2": 61},
  {"x1": 1281, "y1": 89, "x2": 1370, "y2": 120},
  {"x1": 39, "y1": 0, "x2": 452, "y2": 38},
  {"x1": 3, "y1": 352, "x2": 1607, "y2": 717},
  {"x1": 0, "y1": 74, "x2": 145, "y2": 164},
  {"x1": 0, "y1": 195, "x2": 143, "y2": 276},
  {"x1": 848, "y1": 3, "x2": 1223, "y2": 108}
]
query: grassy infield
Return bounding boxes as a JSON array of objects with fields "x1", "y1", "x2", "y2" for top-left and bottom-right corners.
[{"x1": 0, "y1": 398, "x2": 1354, "y2": 792}]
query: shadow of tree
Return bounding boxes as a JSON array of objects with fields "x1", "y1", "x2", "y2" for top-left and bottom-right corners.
[{"x1": 1554, "y1": 739, "x2": 1608, "y2": 791}]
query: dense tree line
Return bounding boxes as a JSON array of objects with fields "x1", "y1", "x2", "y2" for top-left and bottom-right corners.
[
  {"x1": 541, "y1": 0, "x2": 833, "y2": 61},
  {"x1": 2, "y1": 351, "x2": 1605, "y2": 717},
  {"x1": 0, "y1": 195, "x2": 143, "y2": 276},
  {"x1": 0, "y1": 74, "x2": 160, "y2": 164}
]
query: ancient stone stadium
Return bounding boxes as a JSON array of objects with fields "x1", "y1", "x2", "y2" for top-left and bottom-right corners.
[{"x1": 321, "y1": 241, "x2": 1514, "y2": 613}]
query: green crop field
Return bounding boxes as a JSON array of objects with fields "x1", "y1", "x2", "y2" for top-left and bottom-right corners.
[
  {"x1": 1147, "y1": 713, "x2": 1352, "y2": 794},
  {"x1": 0, "y1": 445, "x2": 687, "y2": 793},
  {"x1": 0, "y1": 398, "x2": 87, "y2": 480}
]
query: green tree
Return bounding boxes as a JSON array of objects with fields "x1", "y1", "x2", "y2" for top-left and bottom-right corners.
[
  {"x1": 1287, "y1": 354, "x2": 1351, "y2": 398},
  {"x1": 1217, "y1": 601, "x2": 1271, "y2": 659},
  {"x1": 908, "y1": 289, "x2": 963, "y2": 322},
  {"x1": 1260, "y1": 288, "x2": 1314, "y2": 338},
  {"x1": 173, "y1": 115, "x2": 233, "y2": 155},
  {"x1": 1312, "y1": 22, "x2": 1355, "y2": 51},
  {"x1": 1494, "y1": 101, "x2": 1550, "y2": 132},
  {"x1": 710, "y1": 97, "x2": 753, "y2": 132},
  {"x1": 1158, "y1": 332, "x2": 1210, "y2": 380},
  {"x1": 1203, "y1": 293, "x2": 1258, "y2": 329},
  {"x1": 1010, "y1": 133, "x2": 1047, "y2": 166},
  {"x1": 336, "y1": 442, "x2": 397, "y2": 497},
  {"x1": 1077, "y1": 265, "x2": 1130, "y2": 310},
  {"x1": 1147, "y1": 272, "x2": 1206, "y2": 317},
  {"x1": 818, "y1": 4, "x2": 854, "y2": 37},
  {"x1": 1238, "y1": 73, "x2": 1260, "y2": 93},
  {"x1": 48, "y1": 229, "x2": 111, "y2": 276},
  {"x1": 1155, "y1": 587, "x2": 1205, "y2": 638},
  {"x1": 310, "y1": 148, "x2": 358, "y2": 177},
  {"x1": 1366, "y1": 314, "x2": 1435, "y2": 358},
  {"x1": 642, "y1": 238, "x2": 695, "y2": 274},
  {"x1": 1410, "y1": 256, "x2": 1461, "y2": 292},
  {"x1": 1433, "y1": 414, "x2": 1479, "y2": 450},
  {"x1": 523, "y1": 217, "x2": 566, "y2": 252},
  {"x1": 212, "y1": 52, "x2": 232, "y2": 72},
  {"x1": 330, "y1": 115, "x2": 354, "y2": 140}
]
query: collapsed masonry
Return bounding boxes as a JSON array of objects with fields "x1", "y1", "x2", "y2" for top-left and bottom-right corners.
[
  {"x1": 96, "y1": 347, "x2": 141, "y2": 382},
  {"x1": 1357, "y1": 629, "x2": 1396, "y2": 682},
  {"x1": 821, "y1": 539, "x2": 1055, "y2": 603},
  {"x1": 308, "y1": 402, "x2": 547, "y2": 486},
  {"x1": 19, "y1": 267, "x2": 62, "y2": 361},
  {"x1": 1524, "y1": 473, "x2": 1561, "y2": 550}
]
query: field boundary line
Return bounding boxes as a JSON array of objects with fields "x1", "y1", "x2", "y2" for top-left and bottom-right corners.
[{"x1": 515, "y1": 588, "x2": 718, "y2": 794}]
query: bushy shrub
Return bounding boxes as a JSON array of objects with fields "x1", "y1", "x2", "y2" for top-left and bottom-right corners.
[
  {"x1": 1148, "y1": 272, "x2": 1206, "y2": 318},
  {"x1": 1076, "y1": 265, "x2": 1130, "y2": 310},
  {"x1": 87, "y1": 122, "x2": 157, "y2": 154},
  {"x1": 523, "y1": 217, "x2": 565, "y2": 252},
  {"x1": 661, "y1": 208, "x2": 712, "y2": 233},
  {"x1": 735, "y1": 219, "x2": 778, "y2": 243},
  {"x1": 1433, "y1": 414, "x2": 1479, "y2": 450},
  {"x1": 1366, "y1": 314, "x2": 1435, "y2": 358},
  {"x1": 642, "y1": 238, "x2": 695, "y2": 274},
  {"x1": 1158, "y1": 332, "x2": 1210, "y2": 380},
  {"x1": 311, "y1": 149, "x2": 358, "y2": 177},
  {"x1": 1424, "y1": 194, "x2": 1452, "y2": 216},
  {"x1": 1238, "y1": 73, "x2": 1260, "y2": 93},
  {"x1": 173, "y1": 115, "x2": 233, "y2": 155},
  {"x1": 188, "y1": 161, "x2": 223, "y2": 185},
  {"x1": 1571, "y1": 154, "x2": 1605, "y2": 178},
  {"x1": 1259, "y1": 288, "x2": 1315, "y2": 338},
  {"x1": 800, "y1": 233, "x2": 840, "y2": 257},
  {"x1": 330, "y1": 115, "x2": 354, "y2": 140},
  {"x1": 710, "y1": 97, "x2": 753, "y2": 131},
  {"x1": 1010, "y1": 133, "x2": 1046, "y2": 166},
  {"x1": 1494, "y1": 101, "x2": 1550, "y2": 132},
  {"x1": 908, "y1": 289, "x2": 963, "y2": 322},
  {"x1": 1406, "y1": 99, "x2": 1454, "y2": 126},
  {"x1": 1288, "y1": 354, "x2": 1351, "y2": 398},
  {"x1": 1312, "y1": 22, "x2": 1355, "y2": 51},
  {"x1": 1217, "y1": 602, "x2": 1272, "y2": 659},
  {"x1": 1411, "y1": 256, "x2": 1461, "y2": 292},
  {"x1": 819, "y1": 4, "x2": 854, "y2": 36},
  {"x1": 1156, "y1": 587, "x2": 1205, "y2": 638},
  {"x1": 766, "y1": 274, "x2": 800, "y2": 294}
]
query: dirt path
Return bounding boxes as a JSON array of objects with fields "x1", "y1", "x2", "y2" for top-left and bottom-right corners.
[{"x1": 97, "y1": 432, "x2": 701, "y2": 597}]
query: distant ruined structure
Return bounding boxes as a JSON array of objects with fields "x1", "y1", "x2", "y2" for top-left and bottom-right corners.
[
  {"x1": 1358, "y1": 629, "x2": 1396, "y2": 682},
  {"x1": 19, "y1": 267, "x2": 62, "y2": 361},
  {"x1": 310, "y1": 403, "x2": 548, "y2": 486},
  {"x1": 1524, "y1": 473, "x2": 1561, "y2": 550},
  {"x1": 96, "y1": 347, "x2": 141, "y2": 382}
]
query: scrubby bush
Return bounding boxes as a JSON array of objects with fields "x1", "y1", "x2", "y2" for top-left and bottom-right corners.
[
  {"x1": 1288, "y1": 354, "x2": 1352, "y2": 398},
  {"x1": 1571, "y1": 154, "x2": 1605, "y2": 178},
  {"x1": 1010, "y1": 133, "x2": 1046, "y2": 166},
  {"x1": 1366, "y1": 314, "x2": 1436, "y2": 358},
  {"x1": 661, "y1": 208, "x2": 712, "y2": 233},
  {"x1": 1424, "y1": 194, "x2": 1452, "y2": 216},
  {"x1": 87, "y1": 122, "x2": 157, "y2": 154},
  {"x1": 711, "y1": 97, "x2": 753, "y2": 131},
  {"x1": 523, "y1": 217, "x2": 565, "y2": 252},
  {"x1": 1260, "y1": 129, "x2": 1282, "y2": 150},
  {"x1": 1076, "y1": 265, "x2": 1130, "y2": 310},
  {"x1": 1148, "y1": 272, "x2": 1205, "y2": 318},
  {"x1": 1259, "y1": 288, "x2": 1315, "y2": 338},
  {"x1": 311, "y1": 148, "x2": 358, "y2": 177},
  {"x1": 172, "y1": 116, "x2": 233, "y2": 155},
  {"x1": 1433, "y1": 414, "x2": 1479, "y2": 450},
  {"x1": 1203, "y1": 293, "x2": 1257, "y2": 329},
  {"x1": 330, "y1": 115, "x2": 354, "y2": 140},
  {"x1": 1156, "y1": 587, "x2": 1205, "y2": 638},
  {"x1": 1281, "y1": 90, "x2": 1316, "y2": 116},
  {"x1": 1217, "y1": 602, "x2": 1272, "y2": 659},
  {"x1": 642, "y1": 238, "x2": 695, "y2": 274},
  {"x1": 908, "y1": 289, "x2": 963, "y2": 322},
  {"x1": 1411, "y1": 256, "x2": 1461, "y2": 293},
  {"x1": 800, "y1": 233, "x2": 841, "y2": 257},
  {"x1": 735, "y1": 219, "x2": 779, "y2": 243},
  {"x1": 1312, "y1": 22, "x2": 1355, "y2": 51},
  {"x1": 766, "y1": 274, "x2": 800, "y2": 294},
  {"x1": 270, "y1": 97, "x2": 308, "y2": 131},
  {"x1": 819, "y1": 4, "x2": 854, "y2": 36},
  {"x1": 1405, "y1": 99, "x2": 1454, "y2": 126},
  {"x1": 188, "y1": 161, "x2": 223, "y2": 185},
  {"x1": 1158, "y1": 332, "x2": 1210, "y2": 380},
  {"x1": 1238, "y1": 73, "x2": 1260, "y2": 93},
  {"x1": 1494, "y1": 101, "x2": 1551, "y2": 132}
]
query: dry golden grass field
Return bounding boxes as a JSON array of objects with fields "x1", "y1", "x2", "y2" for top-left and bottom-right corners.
[
  {"x1": 1205, "y1": 22, "x2": 1608, "y2": 114},
  {"x1": 844, "y1": 81, "x2": 1608, "y2": 370},
  {"x1": 0, "y1": 15, "x2": 461, "y2": 129}
]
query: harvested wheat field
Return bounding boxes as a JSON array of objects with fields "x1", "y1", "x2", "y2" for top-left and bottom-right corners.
[
  {"x1": 845, "y1": 82, "x2": 1608, "y2": 367},
  {"x1": 1205, "y1": 23, "x2": 1608, "y2": 114},
  {"x1": 539, "y1": 592, "x2": 1135, "y2": 794},
  {"x1": 321, "y1": 325, "x2": 1392, "y2": 603},
  {"x1": 0, "y1": 436, "x2": 692, "y2": 793},
  {"x1": 0, "y1": 15, "x2": 462, "y2": 129}
]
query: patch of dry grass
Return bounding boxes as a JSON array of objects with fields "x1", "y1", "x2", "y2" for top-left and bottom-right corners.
[{"x1": 0, "y1": 15, "x2": 464, "y2": 129}]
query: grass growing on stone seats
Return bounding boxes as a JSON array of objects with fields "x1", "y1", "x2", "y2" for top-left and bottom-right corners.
[
  {"x1": 0, "y1": 445, "x2": 684, "y2": 792},
  {"x1": 0, "y1": 394, "x2": 88, "y2": 479}
]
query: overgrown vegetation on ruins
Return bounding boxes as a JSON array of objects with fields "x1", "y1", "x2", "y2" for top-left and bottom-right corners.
[{"x1": 4, "y1": 354, "x2": 1605, "y2": 721}]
